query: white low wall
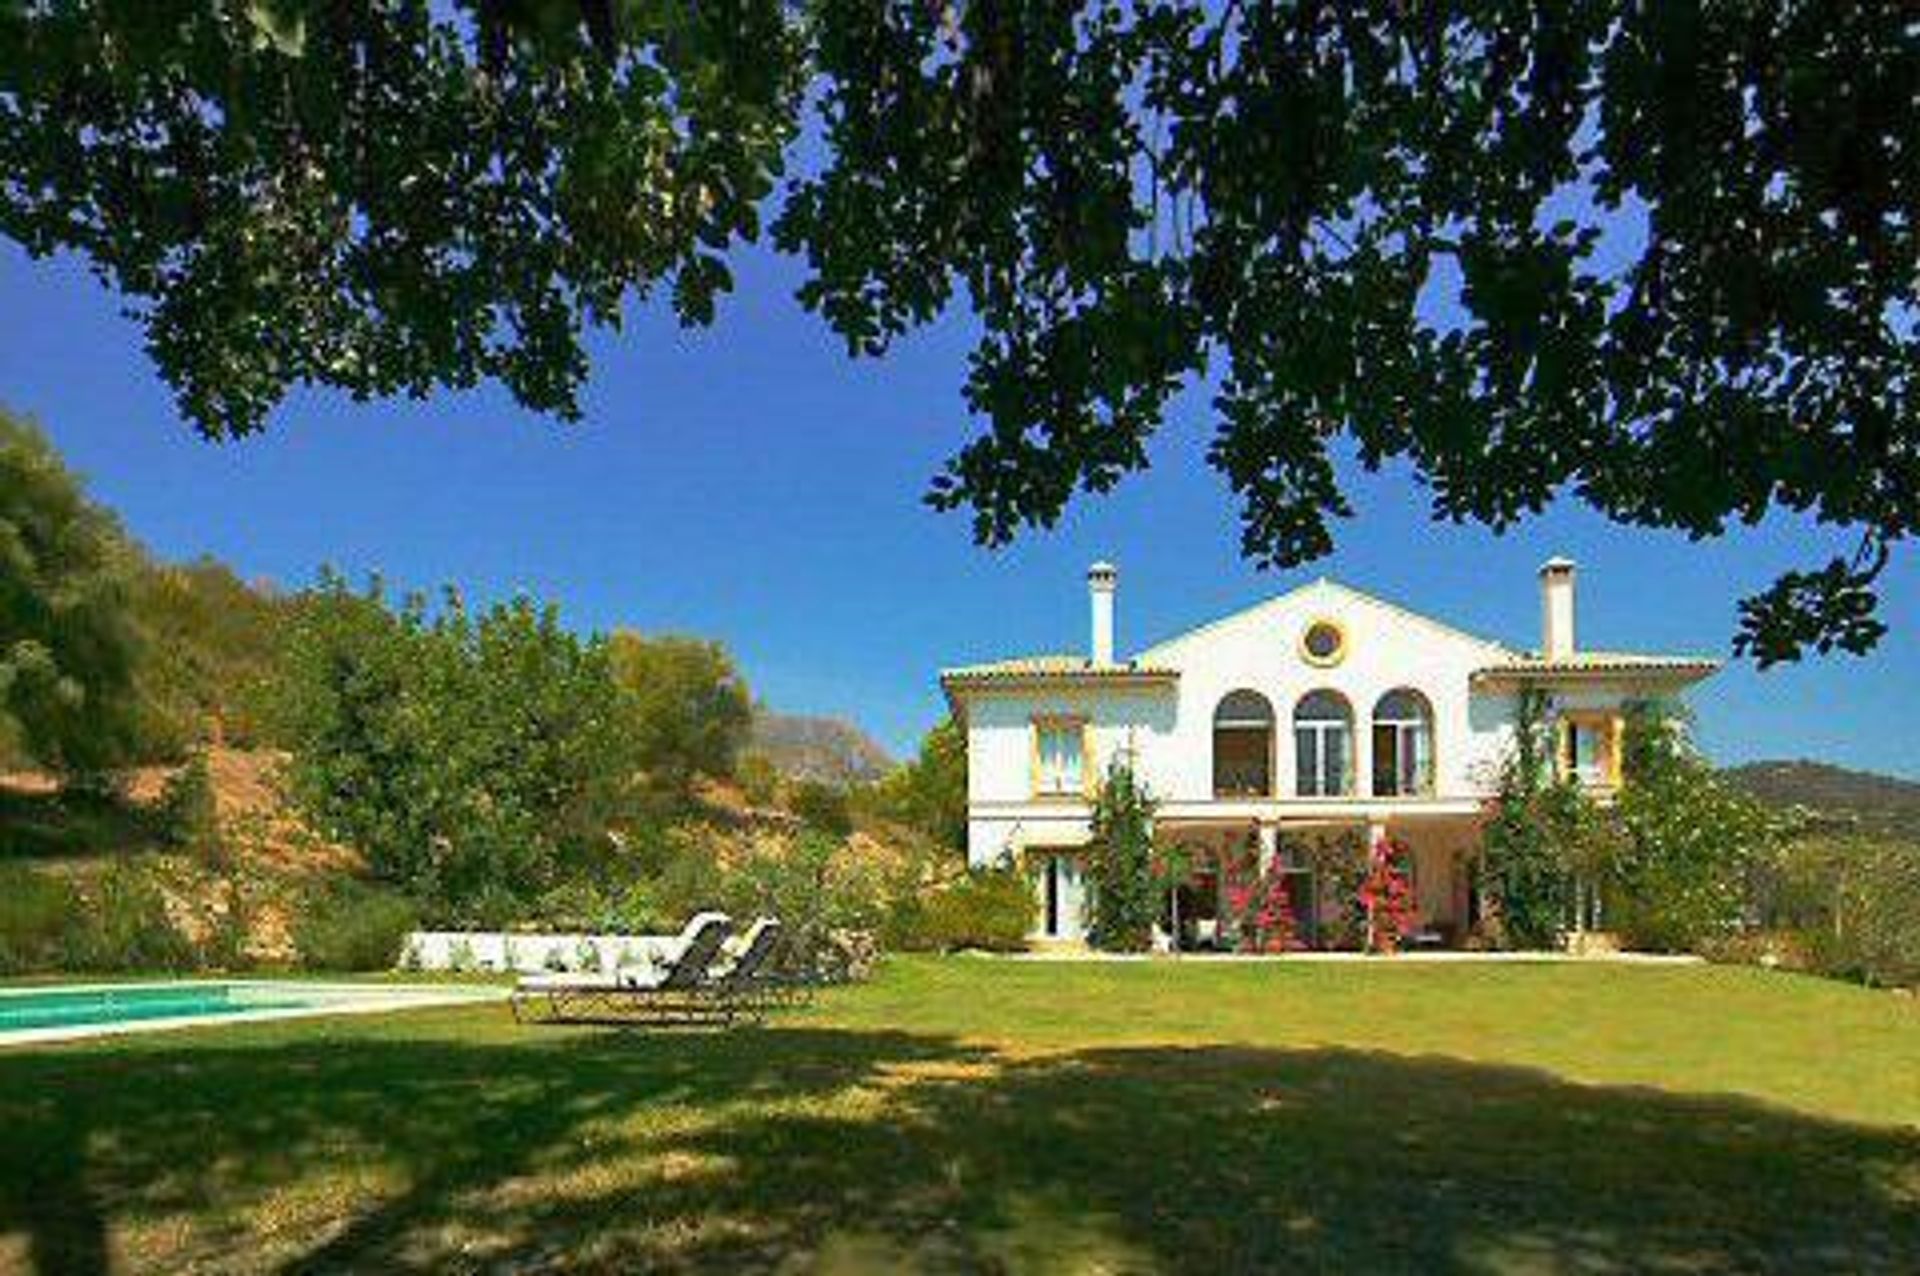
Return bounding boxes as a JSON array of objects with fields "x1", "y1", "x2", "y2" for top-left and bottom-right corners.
[{"x1": 400, "y1": 931, "x2": 682, "y2": 975}]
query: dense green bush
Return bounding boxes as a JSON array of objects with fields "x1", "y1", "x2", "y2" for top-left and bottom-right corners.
[
  {"x1": 72, "y1": 862, "x2": 199, "y2": 972},
  {"x1": 735, "y1": 752, "x2": 782, "y2": 807},
  {"x1": 0, "y1": 862, "x2": 209, "y2": 973},
  {"x1": 644, "y1": 832, "x2": 733, "y2": 927},
  {"x1": 889, "y1": 868, "x2": 1033, "y2": 952},
  {"x1": 723, "y1": 829, "x2": 887, "y2": 961},
  {"x1": 607, "y1": 632, "x2": 752, "y2": 793},
  {"x1": 1759, "y1": 834, "x2": 1920, "y2": 988},
  {"x1": 1480, "y1": 690, "x2": 1605, "y2": 948},
  {"x1": 531, "y1": 874, "x2": 665, "y2": 934},
  {"x1": 0, "y1": 410, "x2": 145, "y2": 774},
  {"x1": 1086, "y1": 763, "x2": 1159, "y2": 952},
  {"x1": 292, "y1": 880, "x2": 420, "y2": 971},
  {"x1": 275, "y1": 575, "x2": 641, "y2": 920},
  {"x1": 1609, "y1": 703, "x2": 1780, "y2": 952},
  {"x1": 860, "y1": 717, "x2": 968, "y2": 853},
  {"x1": 788, "y1": 780, "x2": 853, "y2": 839},
  {"x1": 153, "y1": 749, "x2": 223, "y2": 860},
  {"x1": 0, "y1": 864, "x2": 81, "y2": 973}
]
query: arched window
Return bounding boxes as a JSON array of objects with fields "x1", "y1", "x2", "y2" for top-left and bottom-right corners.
[
  {"x1": 1212, "y1": 690, "x2": 1274, "y2": 797},
  {"x1": 1372, "y1": 688, "x2": 1434, "y2": 797},
  {"x1": 1293, "y1": 690, "x2": 1353, "y2": 796}
]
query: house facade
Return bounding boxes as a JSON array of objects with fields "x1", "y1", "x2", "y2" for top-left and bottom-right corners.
[{"x1": 940, "y1": 560, "x2": 1717, "y2": 947}]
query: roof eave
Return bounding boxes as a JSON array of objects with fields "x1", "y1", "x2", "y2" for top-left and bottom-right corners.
[
  {"x1": 1471, "y1": 661, "x2": 1720, "y2": 689},
  {"x1": 938, "y1": 668, "x2": 1181, "y2": 698}
]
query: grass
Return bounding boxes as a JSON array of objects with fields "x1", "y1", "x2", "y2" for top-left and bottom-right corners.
[{"x1": 1, "y1": 958, "x2": 1916, "y2": 1273}]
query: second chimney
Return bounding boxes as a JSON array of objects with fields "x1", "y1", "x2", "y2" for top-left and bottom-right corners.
[
  {"x1": 1540, "y1": 557, "x2": 1576, "y2": 660},
  {"x1": 1088, "y1": 561, "x2": 1117, "y2": 666}
]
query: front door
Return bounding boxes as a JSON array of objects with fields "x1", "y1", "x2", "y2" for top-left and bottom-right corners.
[{"x1": 1038, "y1": 852, "x2": 1089, "y2": 941}]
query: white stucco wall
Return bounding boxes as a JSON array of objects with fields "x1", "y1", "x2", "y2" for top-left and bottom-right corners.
[
  {"x1": 953, "y1": 577, "x2": 1703, "y2": 871},
  {"x1": 1136, "y1": 579, "x2": 1518, "y2": 801},
  {"x1": 961, "y1": 685, "x2": 1174, "y2": 865},
  {"x1": 957, "y1": 581, "x2": 1529, "y2": 867}
]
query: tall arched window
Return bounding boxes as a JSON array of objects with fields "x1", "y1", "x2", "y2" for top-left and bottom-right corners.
[
  {"x1": 1213, "y1": 690, "x2": 1274, "y2": 797},
  {"x1": 1293, "y1": 690, "x2": 1353, "y2": 796},
  {"x1": 1372, "y1": 689, "x2": 1435, "y2": 796}
]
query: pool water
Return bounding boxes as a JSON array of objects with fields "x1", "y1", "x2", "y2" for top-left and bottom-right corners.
[
  {"x1": 0, "y1": 981, "x2": 504, "y2": 1042},
  {"x1": 0, "y1": 983, "x2": 323, "y2": 1034}
]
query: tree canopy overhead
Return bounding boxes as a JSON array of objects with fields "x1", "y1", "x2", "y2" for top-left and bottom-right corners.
[{"x1": 3, "y1": 2, "x2": 1914, "y2": 662}]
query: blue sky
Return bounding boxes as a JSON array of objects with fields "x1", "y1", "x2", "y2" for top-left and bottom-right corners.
[{"x1": 2, "y1": 238, "x2": 1914, "y2": 775}]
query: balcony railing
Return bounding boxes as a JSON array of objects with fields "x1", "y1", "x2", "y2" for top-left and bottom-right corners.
[
  {"x1": 1372, "y1": 758, "x2": 1436, "y2": 798},
  {"x1": 1212, "y1": 763, "x2": 1272, "y2": 798}
]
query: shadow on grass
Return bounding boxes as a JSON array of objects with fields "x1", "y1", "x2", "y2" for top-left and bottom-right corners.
[{"x1": 0, "y1": 1025, "x2": 1915, "y2": 1273}]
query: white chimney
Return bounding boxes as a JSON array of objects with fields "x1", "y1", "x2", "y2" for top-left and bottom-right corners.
[
  {"x1": 1088, "y1": 561, "x2": 1117, "y2": 666},
  {"x1": 1540, "y1": 557, "x2": 1576, "y2": 659}
]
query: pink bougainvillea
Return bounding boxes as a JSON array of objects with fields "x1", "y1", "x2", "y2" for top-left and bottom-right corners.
[
  {"x1": 1223, "y1": 831, "x2": 1301, "y2": 954},
  {"x1": 1359, "y1": 835, "x2": 1419, "y2": 954}
]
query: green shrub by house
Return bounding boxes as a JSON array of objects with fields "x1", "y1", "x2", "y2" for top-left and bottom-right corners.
[
  {"x1": 1086, "y1": 763, "x2": 1158, "y2": 952},
  {"x1": 1480, "y1": 690, "x2": 1606, "y2": 947},
  {"x1": 1609, "y1": 703, "x2": 1778, "y2": 952},
  {"x1": 889, "y1": 868, "x2": 1034, "y2": 952}
]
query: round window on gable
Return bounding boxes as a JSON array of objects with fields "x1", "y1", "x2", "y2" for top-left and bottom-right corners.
[{"x1": 1300, "y1": 619, "x2": 1348, "y2": 667}]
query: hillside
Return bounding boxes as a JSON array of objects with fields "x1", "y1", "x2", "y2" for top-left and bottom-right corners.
[
  {"x1": 749, "y1": 709, "x2": 893, "y2": 786},
  {"x1": 0, "y1": 747, "x2": 361, "y2": 963},
  {"x1": 1722, "y1": 760, "x2": 1920, "y2": 836}
]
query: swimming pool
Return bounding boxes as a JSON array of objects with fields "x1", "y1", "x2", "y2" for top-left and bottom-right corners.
[{"x1": 0, "y1": 981, "x2": 505, "y2": 1045}]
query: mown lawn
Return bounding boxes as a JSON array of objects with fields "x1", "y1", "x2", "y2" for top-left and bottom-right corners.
[{"x1": 2, "y1": 958, "x2": 1916, "y2": 1273}]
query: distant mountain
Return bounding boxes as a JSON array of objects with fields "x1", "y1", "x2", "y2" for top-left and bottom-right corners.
[
  {"x1": 748, "y1": 709, "x2": 893, "y2": 786},
  {"x1": 1722, "y1": 760, "x2": 1920, "y2": 835}
]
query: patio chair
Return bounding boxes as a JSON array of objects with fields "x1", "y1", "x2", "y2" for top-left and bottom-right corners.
[{"x1": 510, "y1": 911, "x2": 734, "y2": 1026}]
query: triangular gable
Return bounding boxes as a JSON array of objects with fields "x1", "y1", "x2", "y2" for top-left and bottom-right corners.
[{"x1": 1136, "y1": 577, "x2": 1520, "y2": 664}]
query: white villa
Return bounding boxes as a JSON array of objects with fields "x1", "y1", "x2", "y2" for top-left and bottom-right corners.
[{"x1": 940, "y1": 559, "x2": 1717, "y2": 948}]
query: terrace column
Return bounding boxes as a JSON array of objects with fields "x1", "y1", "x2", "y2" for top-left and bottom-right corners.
[{"x1": 1257, "y1": 822, "x2": 1279, "y2": 874}]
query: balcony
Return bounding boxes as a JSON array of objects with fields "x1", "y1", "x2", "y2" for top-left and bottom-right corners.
[{"x1": 1212, "y1": 758, "x2": 1273, "y2": 799}]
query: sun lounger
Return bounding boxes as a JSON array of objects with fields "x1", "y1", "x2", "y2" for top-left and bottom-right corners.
[
  {"x1": 510, "y1": 911, "x2": 734, "y2": 1025},
  {"x1": 703, "y1": 918, "x2": 787, "y2": 1021}
]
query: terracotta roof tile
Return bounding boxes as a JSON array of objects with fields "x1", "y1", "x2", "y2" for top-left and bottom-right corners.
[
  {"x1": 1474, "y1": 651, "x2": 1720, "y2": 679},
  {"x1": 940, "y1": 654, "x2": 1178, "y2": 685}
]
